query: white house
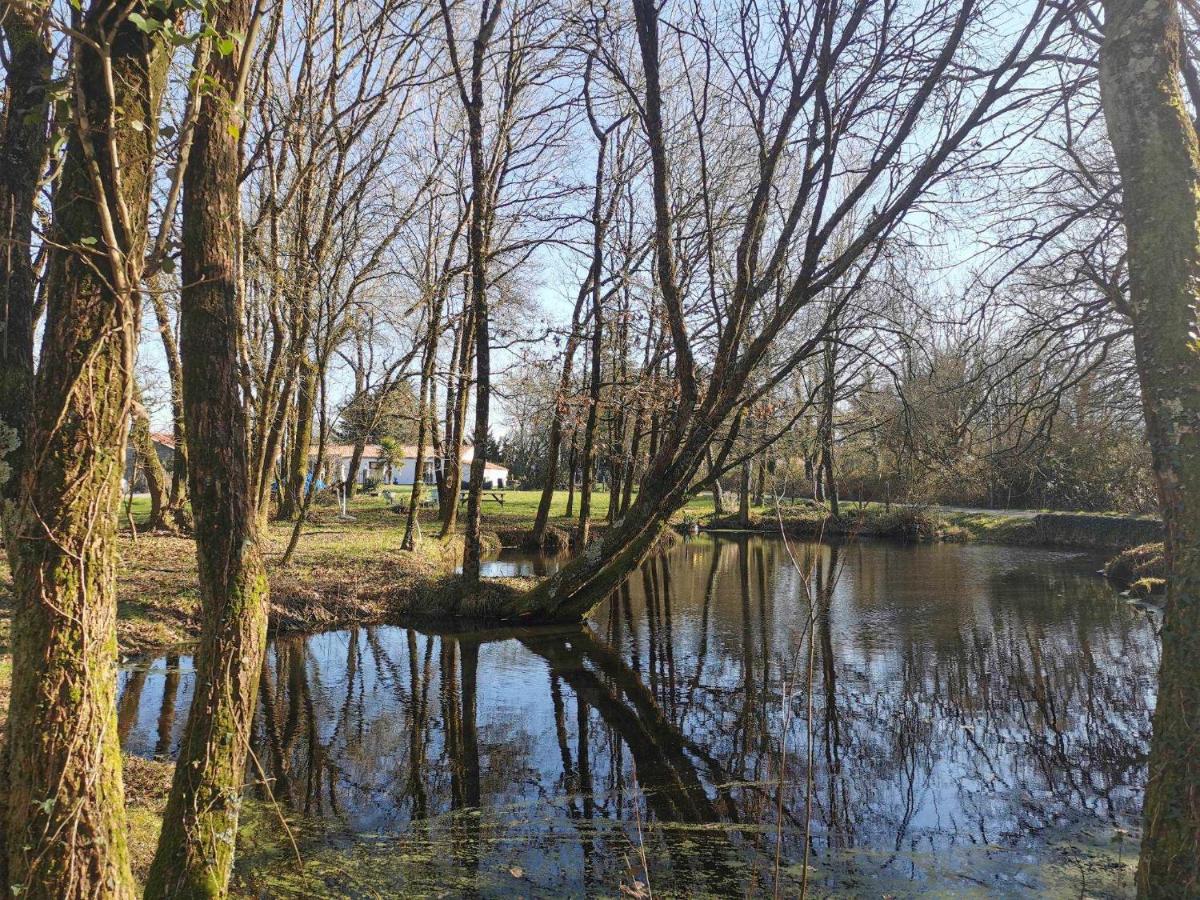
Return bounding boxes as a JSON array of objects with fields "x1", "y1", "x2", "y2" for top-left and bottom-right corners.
[{"x1": 321, "y1": 443, "x2": 510, "y2": 489}]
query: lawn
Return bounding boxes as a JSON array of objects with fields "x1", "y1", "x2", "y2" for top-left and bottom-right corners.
[{"x1": 119, "y1": 486, "x2": 723, "y2": 527}]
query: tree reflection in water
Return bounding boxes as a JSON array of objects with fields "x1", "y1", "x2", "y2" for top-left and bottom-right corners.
[{"x1": 118, "y1": 535, "x2": 1157, "y2": 896}]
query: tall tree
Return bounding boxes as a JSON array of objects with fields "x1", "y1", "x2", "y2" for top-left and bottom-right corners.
[
  {"x1": 440, "y1": 0, "x2": 504, "y2": 584},
  {"x1": 4, "y1": 1, "x2": 167, "y2": 894},
  {"x1": 144, "y1": 0, "x2": 270, "y2": 892},
  {"x1": 1098, "y1": 0, "x2": 1200, "y2": 892},
  {"x1": 499, "y1": 0, "x2": 1070, "y2": 621}
]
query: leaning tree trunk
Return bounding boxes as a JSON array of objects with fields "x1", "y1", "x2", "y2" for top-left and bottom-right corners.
[
  {"x1": 1099, "y1": 0, "x2": 1200, "y2": 893},
  {"x1": 144, "y1": 0, "x2": 270, "y2": 894},
  {"x1": 5, "y1": 3, "x2": 166, "y2": 895},
  {"x1": 498, "y1": 425, "x2": 712, "y2": 623}
]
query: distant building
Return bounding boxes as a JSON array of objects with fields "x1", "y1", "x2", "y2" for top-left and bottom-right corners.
[
  {"x1": 319, "y1": 443, "x2": 510, "y2": 489},
  {"x1": 123, "y1": 432, "x2": 175, "y2": 493}
]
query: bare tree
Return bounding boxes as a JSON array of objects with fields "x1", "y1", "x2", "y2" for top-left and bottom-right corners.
[{"x1": 500, "y1": 0, "x2": 1072, "y2": 621}]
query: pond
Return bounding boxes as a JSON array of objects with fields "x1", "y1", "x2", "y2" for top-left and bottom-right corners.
[{"x1": 118, "y1": 535, "x2": 1158, "y2": 897}]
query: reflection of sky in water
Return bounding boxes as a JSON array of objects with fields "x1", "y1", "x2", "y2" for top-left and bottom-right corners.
[{"x1": 120, "y1": 536, "x2": 1157, "y2": 896}]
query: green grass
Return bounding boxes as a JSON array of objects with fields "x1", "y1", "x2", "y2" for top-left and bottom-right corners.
[{"x1": 343, "y1": 487, "x2": 718, "y2": 522}]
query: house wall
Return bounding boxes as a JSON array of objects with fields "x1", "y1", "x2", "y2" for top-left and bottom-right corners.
[{"x1": 123, "y1": 442, "x2": 175, "y2": 493}]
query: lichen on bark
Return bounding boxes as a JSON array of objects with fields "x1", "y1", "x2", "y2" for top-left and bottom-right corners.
[
  {"x1": 1099, "y1": 0, "x2": 1200, "y2": 893},
  {"x1": 143, "y1": 0, "x2": 272, "y2": 893},
  {"x1": 4, "y1": 2, "x2": 168, "y2": 896}
]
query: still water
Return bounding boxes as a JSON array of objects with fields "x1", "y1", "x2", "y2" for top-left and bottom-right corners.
[{"x1": 119, "y1": 535, "x2": 1158, "y2": 897}]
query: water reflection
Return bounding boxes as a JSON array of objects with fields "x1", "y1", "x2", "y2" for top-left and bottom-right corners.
[{"x1": 119, "y1": 535, "x2": 1157, "y2": 896}]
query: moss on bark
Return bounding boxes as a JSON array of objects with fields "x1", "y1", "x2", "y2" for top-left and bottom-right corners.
[
  {"x1": 143, "y1": 1, "x2": 271, "y2": 894},
  {"x1": 1099, "y1": 0, "x2": 1200, "y2": 892},
  {"x1": 4, "y1": 3, "x2": 167, "y2": 896}
]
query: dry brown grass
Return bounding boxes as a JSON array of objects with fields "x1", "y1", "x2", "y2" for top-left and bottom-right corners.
[{"x1": 0, "y1": 503, "x2": 462, "y2": 657}]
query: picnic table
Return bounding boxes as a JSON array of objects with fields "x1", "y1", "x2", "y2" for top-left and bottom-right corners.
[{"x1": 460, "y1": 489, "x2": 506, "y2": 507}]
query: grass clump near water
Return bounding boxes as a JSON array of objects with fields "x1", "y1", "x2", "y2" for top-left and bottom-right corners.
[{"x1": 1104, "y1": 542, "x2": 1166, "y2": 596}]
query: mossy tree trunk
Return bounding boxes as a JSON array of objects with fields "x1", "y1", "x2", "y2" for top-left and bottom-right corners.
[
  {"x1": 1099, "y1": 0, "x2": 1200, "y2": 893},
  {"x1": 0, "y1": 10, "x2": 50, "y2": 511},
  {"x1": 5, "y1": 3, "x2": 166, "y2": 895},
  {"x1": 144, "y1": 1, "x2": 271, "y2": 894},
  {"x1": 499, "y1": 425, "x2": 712, "y2": 623}
]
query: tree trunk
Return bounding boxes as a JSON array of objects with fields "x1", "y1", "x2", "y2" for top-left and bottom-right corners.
[
  {"x1": 440, "y1": 307, "x2": 473, "y2": 537},
  {"x1": 1099, "y1": 1, "x2": 1200, "y2": 893},
  {"x1": 821, "y1": 340, "x2": 839, "y2": 518},
  {"x1": 822, "y1": 445, "x2": 838, "y2": 518},
  {"x1": 345, "y1": 437, "x2": 366, "y2": 500},
  {"x1": 577, "y1": 348, "x2": 601, "y2": 544},
  {"x1": 144, "y1": 0, "x2": 271, "y2": 892},
  {"x1": 131, "y1": 380, "x2": 168, "y2": 530},
  {"x1": 621, "y1": 410, "x2": 642, "y2": 517},
  {"x1": 278, "y1": 358, "x2": 316, "y2": 521},
  {"x1": 148, "y1": 286, "x2": 190, "y2": 519},
  {"x1": 739, "y1": 459, "x2": 752, "y2": 524},
  {"x1": 498, "y1": 426, "x2": 711, "y2": 623},
  {"x1": 608, "y1": 454, "x2": 623, "y2": 525},
  {"x1": 531, "y1": 320, "x2": 585, "y2": 546},
  {"x1": 565, "y1": 433, "x2": 578, "y2": 518},
  {"x1": 0, "y1": 13, "x2": 50, "y2": 511},
  {"x1": 706, "y1": 446, "x2": 725, "y2": 516},
  {"x1": 5, "y1": 4, "x2": 166, "y2": 894},
  {"x1": 443, "y1": 0, "x2": 503, "y2": 582},
  {"x1": 280, "y1": 363, "x2": 331, "y2": 567},
  {"x1": 403, "y1": 323, "x2": 441, "y2": 550}
]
